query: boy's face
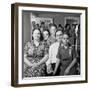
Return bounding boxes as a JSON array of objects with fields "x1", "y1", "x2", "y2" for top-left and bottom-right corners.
[
  {"x1": 50, "y1": 26, "x2": 56, "y2": 36},
  {"x1": 56, "y1": 31, "x2": 63, "y2": 42},
  {"x1": 62, "y1": 34, "x2": 69, "y2": 45}
]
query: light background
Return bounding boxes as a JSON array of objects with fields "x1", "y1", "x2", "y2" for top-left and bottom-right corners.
[{"x1": 0, "y1": 0, "x2": 89, "y2": 90}]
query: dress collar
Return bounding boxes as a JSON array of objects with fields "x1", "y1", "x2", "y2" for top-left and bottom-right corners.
[{"x1": 32, "y1": 40, "x2": 42, "y2": 48}]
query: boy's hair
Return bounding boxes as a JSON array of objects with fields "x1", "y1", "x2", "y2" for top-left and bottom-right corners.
[{"x1": 49, "y1": 24, "x2": 57, "y2": 29}]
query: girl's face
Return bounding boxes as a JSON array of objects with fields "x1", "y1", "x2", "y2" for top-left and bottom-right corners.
[
  {"x1": 33, "y1": 29, "x2": 41, "y2": 41},
  {"x1": 62, "y1": 34, "x2": 69, "y2": 45},
  {"x1": 43, "y1": 31, "x2": 49, "y2": 40},
  {"x1": 50, "y1": 26, "x2": 56, "y2": 36},
  {"x1": 56, "y1": 31, "x2": 63, "y2": 42}
]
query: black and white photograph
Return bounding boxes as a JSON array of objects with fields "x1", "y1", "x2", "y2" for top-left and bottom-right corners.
[
  {"x1": 23, "y1": 11, "x2": 80, "y2": 77},
  {"x1": 11, "y1": 3, "x2": 87, "y2": 87}
]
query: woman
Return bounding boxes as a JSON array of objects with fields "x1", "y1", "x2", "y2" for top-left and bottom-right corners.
[
  {"x1": 24, "y1": 29, "x2": 49, "y2": 77},
  {"x1": 55, "y1": 33, "x2": 77, "y2": 75}
]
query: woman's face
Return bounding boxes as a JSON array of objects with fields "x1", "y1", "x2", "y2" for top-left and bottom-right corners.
[
  {"x1": 62, "y1": 34, "x2": 69, "y2": 45},
  {"x1": 56, "y1": 31, "x2": 63, "y2": 42},
  {"x1": 33, "y1": 29, "x2": 41, "y2": 41},
  {"x1": 50, "y1": 26, "x2": 56, "y2": 36},
  {"x1": 43, "y1": 31, "x2": 49, "y2": 40}
]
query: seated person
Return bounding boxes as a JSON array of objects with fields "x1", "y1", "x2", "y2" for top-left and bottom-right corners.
[
  {"x1": 55, "y1": 33, "x2": 77, "y2": 75},
  {"x1": 24, "y1": 29, "x2": 49, "y2": 77}
]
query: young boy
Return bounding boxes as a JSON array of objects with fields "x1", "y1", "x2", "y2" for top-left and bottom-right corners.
[{"x1": 46, "y1": 30, "x2": 63, "y2": 76}]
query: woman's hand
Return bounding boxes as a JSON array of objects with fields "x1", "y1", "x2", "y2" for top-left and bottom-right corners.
[
  {"x1": 64, "y1": 68, "x2": 70, "y2": 75},
  {"x1": 53, "y1": 71, "x2": 56, "y2": 75}
]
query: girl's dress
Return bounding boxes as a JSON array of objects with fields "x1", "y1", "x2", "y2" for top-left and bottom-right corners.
[
  {"x1": 24, "y1": 41, "x2": 49, "y2": 77},
  {"x1": 56, "y1": 44, "x2": 77, "y2": 75}
]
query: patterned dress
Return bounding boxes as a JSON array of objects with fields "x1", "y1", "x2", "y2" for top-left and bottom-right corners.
[
  {"x1": 24, "y1": 41, "x2": 49, "y2": 77},
  {"x1": 56, "y1": 44, "x2": 77, "y2": 75}
]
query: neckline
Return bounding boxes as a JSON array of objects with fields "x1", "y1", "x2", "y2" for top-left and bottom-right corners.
[{"x1": 32, "y1": 40, "x2": 41, "y2": 48}]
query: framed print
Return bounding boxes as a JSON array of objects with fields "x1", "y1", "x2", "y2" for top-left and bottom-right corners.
[{"x1": 11, "y1": 3, "x2": 88, "y2": 87}]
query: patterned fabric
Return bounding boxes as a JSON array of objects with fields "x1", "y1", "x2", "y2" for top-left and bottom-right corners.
[{"x1": 24, "y1": 41, "x2": 49, "y2": 77}]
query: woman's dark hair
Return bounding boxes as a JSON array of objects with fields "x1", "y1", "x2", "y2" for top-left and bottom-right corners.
[{"x1": 32, "y1": 28, "x2": 43, "y2": 41}]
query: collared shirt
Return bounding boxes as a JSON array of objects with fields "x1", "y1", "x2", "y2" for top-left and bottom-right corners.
[
  {"x1": 46, "y1": 42, "x2": 60, "y2": 66},
  {"x1": 47, "y1": 36, "x2": 56, "y2": 47}
]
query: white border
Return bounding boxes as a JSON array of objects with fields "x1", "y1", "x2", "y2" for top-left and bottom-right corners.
[{"x1": 18, "y1": 6, "x2": 86, "y2": 84}]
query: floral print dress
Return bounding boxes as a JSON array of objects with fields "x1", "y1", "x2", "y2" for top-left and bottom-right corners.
[{"x1": 24, "y1": 41, "x2": 49, "y2": 77}]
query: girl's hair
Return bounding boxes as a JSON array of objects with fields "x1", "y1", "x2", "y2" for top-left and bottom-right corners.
[
  {"x1": 32, "y1": 28, "x2": 43, "y2": 41},
  {"x1": 43, "y1": 29, "x2": 50, "y2": 36}
]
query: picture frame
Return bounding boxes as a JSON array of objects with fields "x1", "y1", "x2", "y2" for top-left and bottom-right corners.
[{"x1": 11, "y1": 3, "x2": 88, "y2": 87}]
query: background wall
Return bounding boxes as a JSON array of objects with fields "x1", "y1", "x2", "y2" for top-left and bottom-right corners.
[
  {"x1": 0, "y1": 0, "x2": 89, "y2": 90},
  {"x1": 23, "y1": 11, "x2": 80, "y2": 44}
]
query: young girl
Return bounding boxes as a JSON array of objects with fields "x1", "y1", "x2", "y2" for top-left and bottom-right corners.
[
  {"x1": 47, "y1": 24, "x2": 57, "y2": 46},
  {"x1": 55, "y1": 33, "x2": 77, "y2": 75}
]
